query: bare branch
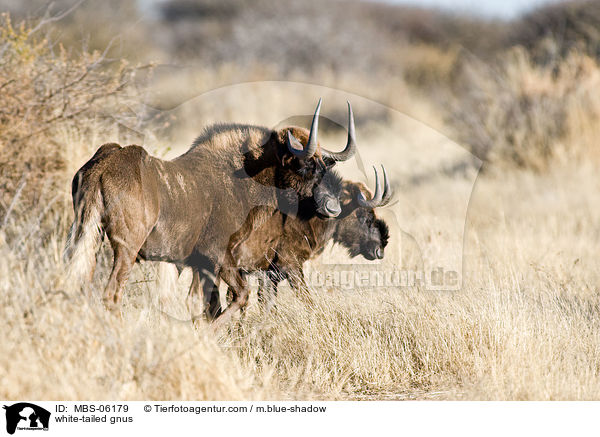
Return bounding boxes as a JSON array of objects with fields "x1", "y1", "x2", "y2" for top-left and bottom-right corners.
[{"x1": 29, "y1": 0, "x2": 87, "y2": 35}]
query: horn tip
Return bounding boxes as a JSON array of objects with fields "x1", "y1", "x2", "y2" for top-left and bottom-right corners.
[{"x1": 314, "y1": 99, "x2": 322, "y2": 116}]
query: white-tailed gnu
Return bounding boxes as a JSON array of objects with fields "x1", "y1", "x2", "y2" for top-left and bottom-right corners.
[{"x1": 64, "y1": 99, "x2": 358, "y2": 322}]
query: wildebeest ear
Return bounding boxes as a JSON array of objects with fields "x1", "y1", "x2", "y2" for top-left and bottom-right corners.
[
  {"x1": 276, "y1": 131, "x2": 302, "y2": 167},
  {"x1": 342, "y1": 181, "x2": 373, "y2": 211},
  {"x1": 337, "y1": 182, "x2": 362, "y2": 216}
]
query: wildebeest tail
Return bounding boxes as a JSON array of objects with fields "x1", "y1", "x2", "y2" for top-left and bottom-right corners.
[{"x1": 63, "y1": 177, "x2": 103, "y2": 286}]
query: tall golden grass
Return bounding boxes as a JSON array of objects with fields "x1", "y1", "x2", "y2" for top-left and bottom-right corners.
[{"x1": 3, "y1": 153, "x2": 599, "y2": 400}]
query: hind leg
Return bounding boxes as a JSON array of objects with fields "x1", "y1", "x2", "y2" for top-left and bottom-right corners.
[
  {"x1": 102, "y1": 220, "x2": 150, "y2": 309},
  {"x1": 186, "y1": 267, "x2": 202, "y2": 318},
  {"x1": 102, "y1": 241, "x2": 140, "y2": 308},
  {"x1": 85, "y1": 230, "x2": 105, "y2": 286},
  {"x1": 186, "y1": 267, "x2": 222, "y2": 321}
]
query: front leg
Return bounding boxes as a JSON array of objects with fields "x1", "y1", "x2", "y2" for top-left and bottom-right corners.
[
  {"x1": 203, "y1": 272, "x2": 222, "y2": 321},
  {"x1": 186, "y1": 267, "x2": 202, "y2": 318},
  {"x1": 277, "y1": 264, "x2": 313, "y2": 305},
  {"x1": 212, "y1": 265, "x2": 251, "y2": 329}
]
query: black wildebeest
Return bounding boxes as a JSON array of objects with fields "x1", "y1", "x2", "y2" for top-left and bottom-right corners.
[
  {"x1": 204, "y1": 166, "x2": 391, "y2": 324},
  {"x1": 64, "y1": 100, "x2": 358, "y2": 311}
]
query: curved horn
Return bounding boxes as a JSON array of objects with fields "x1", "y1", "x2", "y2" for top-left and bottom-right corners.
[
  {"x1": 322, "y1": 101, "x2": 357, "y2": 162},
  {"x1": 379, "y1": 165, "x2": 392, "y2": 207},
  {"x1": 287, "y1": 98, "x2": 321, "y2": 158},
  {"x1": 357, "y1": 166, "x2": 383, "y2": 208}
]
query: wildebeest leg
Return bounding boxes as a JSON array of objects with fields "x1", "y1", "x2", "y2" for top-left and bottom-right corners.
[
  {"x1": 227, "y1": 206, "x2": 275, "y2": 254},
  {"x1": 212, "y1": 267, "x2": 249, "y2": 329},
  {"x1": 186, "y1": 264, "x2": 222, "y2": 321},
  {"x1": 186, "y1": 267, "x2": 202, "y2": 318},
  {"x1": 203, "y1": 273, "x2": 222, "y2": 320},
  {"x1": 79, "y1": 230, "x2": 105, "y2": 299},
  {"x1": 186, "y1": 253, "x2": 222, "y2": 321},
  {"x1": 287, "y1": 267, "x2": 313, "y2": 305},
  {"x1": 222, "y1": 271, "x2": 251, "y2": 325},
  {"x1": 103, "y1": 241, "x2": 140, "y2": 308}
]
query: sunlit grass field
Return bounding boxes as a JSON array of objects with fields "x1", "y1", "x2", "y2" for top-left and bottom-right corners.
[{"x1": 2, "y1": 112, "x2": 599, "y2": 400}]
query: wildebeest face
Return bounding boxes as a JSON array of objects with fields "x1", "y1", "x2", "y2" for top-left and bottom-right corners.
[
  {"x1": 279, "y1": 136, "x2": 334, "y2": 195},
  {"x1": 335, "y1": 166, "x2": 392, "y2": 260},
  {"x1": 356, "y1": 209, "x2": 390, "y2": 260},
  {"x1": 338, "y1": 208, "x2": 390, "y2": 260}
]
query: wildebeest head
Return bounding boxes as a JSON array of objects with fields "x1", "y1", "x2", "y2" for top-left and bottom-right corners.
[
  {"x1": 334, "y1": 166, "x2": 392, "y2": 260},
  {"x1": 274, "y1": 99, "x2": 357, "y2": 217}
]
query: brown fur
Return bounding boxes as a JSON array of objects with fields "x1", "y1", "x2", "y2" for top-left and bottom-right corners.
[{"x1": 65, "y1": 123, "x2": 341, "y2": 312}]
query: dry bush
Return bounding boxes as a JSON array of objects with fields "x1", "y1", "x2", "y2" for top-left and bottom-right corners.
[
  {"x1": 392, "y1": 43, "x2": 460, "y2": 89},
  {"x1": 0, "y1": 0, "x2": 149, "y2": 60},
  {"x1": 510, "y1": 0, "x2": 600, "y2": 63},
  {"x1": 155, "y1": 0, "x2": 506, "y2": 78},
  {"x1": 449, "y1": 47, "x2": 600, "y2": 170},
  {"x1": 0, "y1": 226, "x2": 267, "y2": 400},
  {"x1": 157, "y1": 0, "x2": 393, "y2": 75},
  {"x1": 364, "y1": 2, "x2": 508, "y2": 56},
  {"x1": 0, "y1": 14, "x2": 149, "y2": 226}
]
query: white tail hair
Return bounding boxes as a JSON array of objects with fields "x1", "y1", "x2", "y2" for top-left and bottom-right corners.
[{"x1": 63, "y1": 188, "x2": 103, "y2": 287}]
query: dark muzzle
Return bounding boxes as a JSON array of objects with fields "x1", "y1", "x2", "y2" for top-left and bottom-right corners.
[{"x1": 318, "y1": 198, "x2": 341, "y2": 218}]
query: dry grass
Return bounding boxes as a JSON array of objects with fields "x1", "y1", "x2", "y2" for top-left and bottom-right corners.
[
  {"x1": 449, "y1": 47, "x2": 600, "y2": 170},
  {"x1": 2, "y1": 113, "x2": 599, "y2": 400}
]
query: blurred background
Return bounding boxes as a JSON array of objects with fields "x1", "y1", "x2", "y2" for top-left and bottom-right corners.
[{"x1": 3, "y1": 0, "x2": 600, "y2": 205}]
